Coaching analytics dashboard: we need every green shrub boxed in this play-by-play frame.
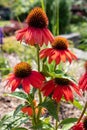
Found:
[59,0,71,34]
[0,55,11,76]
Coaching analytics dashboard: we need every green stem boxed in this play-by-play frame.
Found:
[36,44,42,122]
[56,0,59,35]
[77,101,87,123]
[36,45,40,72]
[27,94,36,126]
[32,104,37,126]
[40,0,45,11]
[55,103,60,130]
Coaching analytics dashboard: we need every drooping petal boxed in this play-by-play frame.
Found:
[16,26,54,46]
[70,122,84,130]
[44,85,54,96]
[43,28,54,45]
[6,73,15,81]
[11,78,21,92]
[40,48,53,59]
[29,71,45,88]
[79,73,87,85]
[53,86,63,102]
[24,30,31,43]
[64,50,72,63]
[55,54,61,64]
[62,86,73,102]
[70,82,81,96]
[80,80,87,90]
[45,28,54,42]
[68,50,77,60]
[22,78,30,93]
[60,51,66,62]
[21,107,33,116]
[41,80,54,91]
[16,28,28,41]
[48,50,59,64]
[83,84,87,90]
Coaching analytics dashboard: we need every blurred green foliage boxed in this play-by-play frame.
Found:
[59,0,71,34]
[77,39,87,51]
[0,53,10,77]
[0,0,72,35]
[0,21,10,27]
[70,22,87,51]
[2,36,37,62]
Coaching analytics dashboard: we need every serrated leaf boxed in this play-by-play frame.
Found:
[12,127,28,130]
[60,118,77,125]
[13,104,23,117]
[9,91,28,100]
[40,99,58,120]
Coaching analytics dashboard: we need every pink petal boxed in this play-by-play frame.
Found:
[64,50,72,63]
[60,51,66,62]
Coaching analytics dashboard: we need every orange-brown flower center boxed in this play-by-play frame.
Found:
[14,62,31,78]
[84,61,87,71]
[26,7,48,28]
[83,116,87,129]
[52,37,69,50]
[55,78,70,86]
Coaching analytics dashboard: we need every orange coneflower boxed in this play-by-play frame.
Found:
[40,36,77,64]
[41,77,80,102]
[16,7,54,46]
[5,62,45,93]
[21,100,46,116]
[79,61,87,91]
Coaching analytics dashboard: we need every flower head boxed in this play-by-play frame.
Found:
[26,7,48,28]
[16,7,54,46]
[5,62,45,93]
[21,100,46,116]
[71,116,87,130]
[70,122,84,130]
[79,61,87,91]
[41,77,80,102]
[40,37,77,64]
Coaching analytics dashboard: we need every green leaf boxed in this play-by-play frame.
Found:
[48,61,55,72]
[0,115,10,127]
[62,123,74,130]
[9,91,28,100]
[13,104,23,117]
[31,119,53,130]
[55,69,64,74]
[72,99,83,110]
[40,99,58,120]
[12,127,28,130]
[60,118,77,125]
